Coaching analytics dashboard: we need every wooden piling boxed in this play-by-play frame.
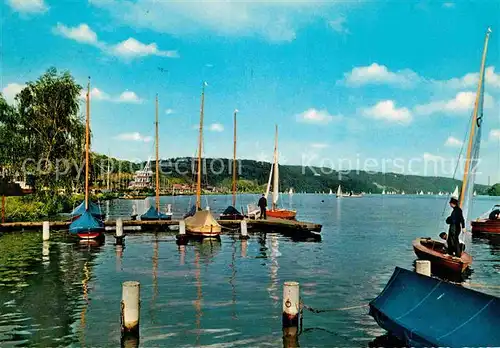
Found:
[416,260,431,276]
[115,218,124,245]
[131,204,137,221]
[282,281,300,328]
[121,281,140,335]
[42,221,50,241]
[240,219,249,240]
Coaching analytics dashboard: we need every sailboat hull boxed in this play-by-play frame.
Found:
[77,231,104,240]
[267,209,296,220]
[471,219,500,235]
[412,238,471,273]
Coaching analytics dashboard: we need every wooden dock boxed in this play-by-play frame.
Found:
[0,217,322,235]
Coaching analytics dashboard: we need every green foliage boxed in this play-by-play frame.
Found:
[488,183,500,196]
[14,68,85,194]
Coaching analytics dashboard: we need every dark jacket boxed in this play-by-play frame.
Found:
[446,206,465,230]
[258,196,267,208]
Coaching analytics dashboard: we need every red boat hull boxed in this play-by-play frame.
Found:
[471,219,500,235]
[267,209,296,220]
[412,238,472,274]
[77,231,104,240]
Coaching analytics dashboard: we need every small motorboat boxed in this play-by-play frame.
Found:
[471,204,500,235]
[412,237,472,274]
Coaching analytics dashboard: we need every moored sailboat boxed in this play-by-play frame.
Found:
[471,204,500,235]
[220,109,244,220]
[184,83,222,237]
[69,79,105,240]
[265,125,296,220]
[140,95,172,221]
[413,28,492,274]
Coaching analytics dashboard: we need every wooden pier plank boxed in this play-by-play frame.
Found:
[0,217,322,234]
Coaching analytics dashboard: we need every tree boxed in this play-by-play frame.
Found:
[488,183,500,196]
[15,68,85,195]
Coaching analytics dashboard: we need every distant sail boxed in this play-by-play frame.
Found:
[452,185,459,198]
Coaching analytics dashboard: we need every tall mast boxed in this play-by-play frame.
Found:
[85,78,90,210]
[155,94,160,212]
[272,124,279,209]
[232,109,238,207]
[459,28,491,208]
[106,150,110,191]
[196,82,206,210]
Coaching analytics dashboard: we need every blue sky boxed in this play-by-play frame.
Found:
[2,0,500,183]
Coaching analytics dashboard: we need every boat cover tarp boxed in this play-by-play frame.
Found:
[185,210,220,229]
[69,210,105,234]
[369,267,500,347]
[71,201,103,218]
[140,206,171,220]
[221,206,242,216]
[184,205,197,218]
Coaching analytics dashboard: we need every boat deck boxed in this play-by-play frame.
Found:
[0,217,322,235]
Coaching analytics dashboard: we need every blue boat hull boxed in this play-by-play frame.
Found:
[369,267,500,347]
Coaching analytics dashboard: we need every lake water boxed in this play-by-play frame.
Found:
[1,194,499,347]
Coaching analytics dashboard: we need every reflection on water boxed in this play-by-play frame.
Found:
[0,195,499,346]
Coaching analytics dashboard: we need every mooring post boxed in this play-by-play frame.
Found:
[240,219,249,240]
[115,218,124,245]
[167,204,172,214]
[282,281,300,346]
[176,220,187,245]
[42,221,50,241]
[415,260,431,276]
[131,204,137,221]
[121,281,140,335]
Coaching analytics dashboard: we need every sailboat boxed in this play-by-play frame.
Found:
[141,95,172,221]
[337,184,363,198]
[382,189,386,195]
[329,189,333,195]
[413,28,492,274]
[69,79,105,240]
[220,109,244,220]
[184,82,222,237]
[265,125,296,220]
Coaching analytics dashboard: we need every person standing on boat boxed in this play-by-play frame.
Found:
[258,194,267,220]
[445,197,465,257]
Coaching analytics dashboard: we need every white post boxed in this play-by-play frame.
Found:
[121,281,140,334]
[167,204,172,214]
[416,260,431,277]
[282,281,300,328]
[132,204,137,216]
[42,221,50,241]
[179,220,186,235]
[116,218,123,237]
[240,219,248,239]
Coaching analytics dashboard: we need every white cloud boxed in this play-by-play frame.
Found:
[328,16,349,34]
[53,23,99,45]
[208,123,224,132]
[362,100,412,124]
[490,129,500,141]
[444,136,463,148]
[90,0,344,42]
[53,23,178,60]
[296,108,342,124]
[443,2,455,8]
[310,143,329,149]
[115,132,152,142]
[414,91,495,116]
[165,108,174,115]
[433,67,500,89]
[7,0,47,13]
[340,63,421,88]
[1,83,26,104]
[112,38,179,59]
[79,87,110,101]
[117,91,142,103]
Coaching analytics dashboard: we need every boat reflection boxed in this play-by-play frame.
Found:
[191,238,222,345]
